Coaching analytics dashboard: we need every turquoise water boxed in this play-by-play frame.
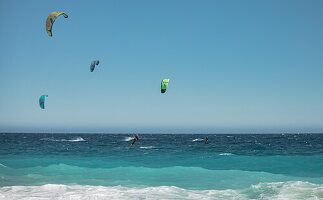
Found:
[0,133,322,199]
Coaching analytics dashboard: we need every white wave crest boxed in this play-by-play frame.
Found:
[0,163,8,168]
[243,181,323,200]
[40,137,85,142]
[123,137,133,142]
[0,181,322,200]
[192,138,204,142]
[67,137,86,142]
[219,153,234,156]
[139,146,154,149]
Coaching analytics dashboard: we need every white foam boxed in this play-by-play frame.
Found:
[244,181,323,200]
[40,137,85,142]
[192,138,204,142]
[123,137,133,142]
[66,137,85,142]
[0,184,236,200]
[219,153,234,156]
[0,182,322,200]
[139,146,154,149]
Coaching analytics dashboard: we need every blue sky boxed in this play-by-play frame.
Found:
[0,0,322,133]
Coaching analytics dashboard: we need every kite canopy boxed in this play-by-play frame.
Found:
[39,95,48,109]
[90,60,100,72]
[161,79,170,93]
[46,12,68,37]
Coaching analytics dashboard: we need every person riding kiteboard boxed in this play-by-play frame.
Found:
[130,134,140,147]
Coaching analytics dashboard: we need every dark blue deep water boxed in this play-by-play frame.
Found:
[0,133,322,199]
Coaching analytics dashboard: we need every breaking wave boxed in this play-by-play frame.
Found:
[40,137,85,142]
[0,181,322,200]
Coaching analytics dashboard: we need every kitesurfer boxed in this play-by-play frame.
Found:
[205,136,208,144]
[130,134,139,147]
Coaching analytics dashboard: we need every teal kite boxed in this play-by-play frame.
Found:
[39,95,48,109]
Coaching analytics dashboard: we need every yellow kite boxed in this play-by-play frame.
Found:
[46,12,68,37]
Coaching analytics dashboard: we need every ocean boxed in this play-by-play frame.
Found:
[0,133,322,199]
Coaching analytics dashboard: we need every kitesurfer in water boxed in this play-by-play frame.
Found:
[130,134,139,147]
[205,136,209,144]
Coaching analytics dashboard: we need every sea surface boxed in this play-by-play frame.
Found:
[0,133,322,199]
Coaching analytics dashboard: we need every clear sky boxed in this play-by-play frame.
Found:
[0,0,323,133]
